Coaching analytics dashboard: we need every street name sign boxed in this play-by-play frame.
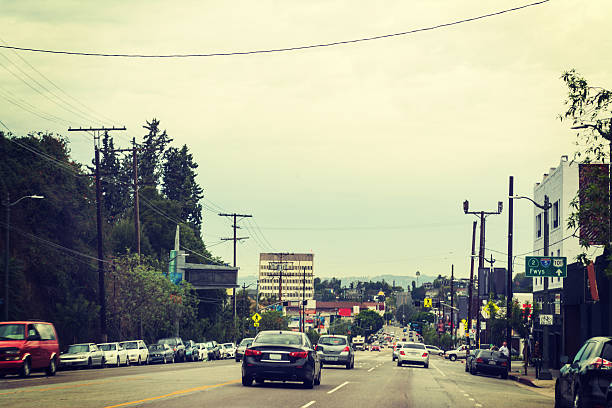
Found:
[525,256,567,278]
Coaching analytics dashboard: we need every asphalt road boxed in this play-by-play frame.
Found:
[0,348,554,408]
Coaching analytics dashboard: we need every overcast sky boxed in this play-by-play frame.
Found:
[1,0,611,283]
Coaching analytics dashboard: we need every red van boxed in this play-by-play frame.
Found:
[0,321,60,377]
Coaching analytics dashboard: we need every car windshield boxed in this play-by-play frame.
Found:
[319,337,347,345]
[68,344,89,353]
[0,324,25,340]
[98,344,117,351]
[239,339,253,347]
[157,339,175,346]
[255,334,302,345]
[122,341,139,349]
[149,344,164,351]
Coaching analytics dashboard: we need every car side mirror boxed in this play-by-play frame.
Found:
[560,355,569,365]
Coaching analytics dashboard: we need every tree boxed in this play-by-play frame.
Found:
[163,145,204,233]
[353,309,384,336]
[99,132,131,224]
[395,303,416,325]
[258,310,288,331]
[139,118,173,186]
[561,70,612,266]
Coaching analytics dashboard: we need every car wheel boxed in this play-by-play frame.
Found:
[424,363,429,369]
[46,357,57,376]
[255,378,265,385]
[100,358,106,369]
[20,358,31,378]
[242,375,253,386]
[145,356,149,365]
[450,355,457,361]
[117,357,120,367]
[345,361,351,369]
[87,358,93,369]
[235,357,240,363]
[397,360,402,367]
[501,372,508,379]
[137,356,141,366]
[465,362,469,372]
[470,367,477,375]
[126,356,130,367]
[171,355,175,363]
[303,370,315,389]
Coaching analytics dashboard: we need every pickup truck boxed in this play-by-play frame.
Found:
[351,336,365,351]
[444,344,469,361]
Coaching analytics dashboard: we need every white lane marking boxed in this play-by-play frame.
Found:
[430,361,446,377]
[475,404,482,407]
[469,398,475,401]
[327,381,350,394]
[368,367,375,372]
[300,401,316,408]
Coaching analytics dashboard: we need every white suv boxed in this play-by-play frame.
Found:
[119,340,149,365]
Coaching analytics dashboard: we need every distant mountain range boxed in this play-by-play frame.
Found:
[237,273,437,289]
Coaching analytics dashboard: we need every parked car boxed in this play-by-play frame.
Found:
[555,336,612,408]
[316,335,354,369]
[465,348,489,372]
[445,344,469,361]
[467,350,508,378]
[204,341,221,360]
[185,340,199,361]
[157,337,186,362]
[392,343,399,361]
[148,343,174,364]
[235,338,254,362]
[425,345,444,357]
[61,343,106,369]
[397,342,429,368]
[221,343,236,359]
[196,343,209,361]
[98,342,129,367]
[371,344,381,351]
[119,340,149,365]
[0,321,60,377]
[241,330,321,388]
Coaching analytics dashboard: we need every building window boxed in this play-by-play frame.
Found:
[536,214,542,238]
[553,200,560,229]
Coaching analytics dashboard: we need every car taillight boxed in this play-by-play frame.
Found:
[587,357,612,370]
[422,352,428,357]
[400,351,405,355]
[244,348,262,357]
[476,358,483,363]
[501,361,507,367]
[343,346,350,352]
[289,351,308,359]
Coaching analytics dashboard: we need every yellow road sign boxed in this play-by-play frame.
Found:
[254,322,260,327]
[252,313,262,322]
[424,298,432,308]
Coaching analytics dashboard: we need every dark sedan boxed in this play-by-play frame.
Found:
[241,330,321,388]
[468,350,508,379]
[148,343,174,364]
[465,348,489,372]
[555,336,612,408]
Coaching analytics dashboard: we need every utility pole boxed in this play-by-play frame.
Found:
[468,220,477,348]
[450,264,454,348]
[219,212,252,342]
[463,199,503,348]
[302,261,306,333]
[132,138,140,258]
[69,126,125,342]
[507,176,514,363]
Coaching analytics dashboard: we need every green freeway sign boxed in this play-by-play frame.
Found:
[525,256,567,278]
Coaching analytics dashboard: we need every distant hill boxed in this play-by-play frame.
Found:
[237,273,436,289]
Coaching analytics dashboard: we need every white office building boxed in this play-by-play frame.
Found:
[259,253,314,302]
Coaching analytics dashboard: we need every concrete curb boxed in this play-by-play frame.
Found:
[508,372,539,388]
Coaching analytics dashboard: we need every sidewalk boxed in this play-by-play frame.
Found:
[508,361,558,389]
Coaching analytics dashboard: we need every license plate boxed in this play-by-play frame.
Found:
[327,356,338,361]
[489,361,496,365]
[269,354,282,360]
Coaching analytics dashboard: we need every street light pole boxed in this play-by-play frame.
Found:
[511,193,553,380]
[507,176,514,364]
[3,194,44,321]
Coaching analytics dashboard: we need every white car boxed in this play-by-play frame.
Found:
[196,343,209,361]
[396,342,429,368]
[221,343,236,359]
[98,342,130,367]
[425,345,444,357]
[119,340,149,365]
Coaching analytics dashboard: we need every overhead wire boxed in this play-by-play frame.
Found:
[0,1,550,58]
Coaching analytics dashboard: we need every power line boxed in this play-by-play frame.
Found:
[0,1,550,58]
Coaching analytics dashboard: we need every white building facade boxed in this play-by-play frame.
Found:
[532,155,602,291]
[259,253,314,302]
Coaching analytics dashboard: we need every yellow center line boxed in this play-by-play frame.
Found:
[0,376,148,396]
[103,379,241,408]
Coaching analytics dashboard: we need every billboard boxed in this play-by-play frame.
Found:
[579,164,609,245]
